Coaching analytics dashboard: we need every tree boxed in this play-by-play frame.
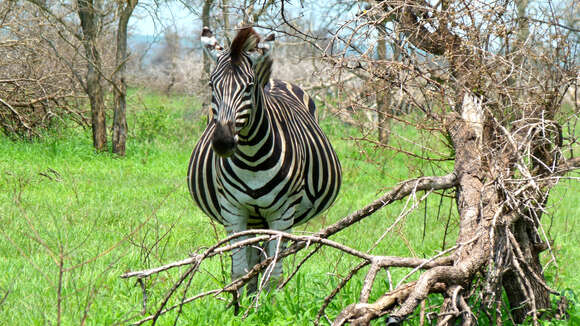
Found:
[112,0,138,156]
[20,0,139,154]
[319,0,579,323]
[78,0,108,152]
[0,1,87,138]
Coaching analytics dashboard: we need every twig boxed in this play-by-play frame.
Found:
[0,289,9,307]
[314,261,370,326]
[130,290,221,326]
[278,243,322,289]
[121,256,202,279]
[0,97,33,131]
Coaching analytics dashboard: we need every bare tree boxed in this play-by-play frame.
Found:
[13,0,139,153]
[0,1,87,138]
[316,0,579,324]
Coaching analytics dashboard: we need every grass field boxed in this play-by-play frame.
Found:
[0,89,578,325]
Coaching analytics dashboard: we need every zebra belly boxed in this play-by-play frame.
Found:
[217,175,305,224]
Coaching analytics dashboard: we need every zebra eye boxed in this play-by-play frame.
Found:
[210,100,218,120]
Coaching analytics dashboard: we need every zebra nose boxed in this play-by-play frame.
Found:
[212,121,237,157]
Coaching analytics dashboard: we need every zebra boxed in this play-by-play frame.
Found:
[188,27,341,293]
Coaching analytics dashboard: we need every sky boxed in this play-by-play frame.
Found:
[130,0,202,36]
[128,0,358,37]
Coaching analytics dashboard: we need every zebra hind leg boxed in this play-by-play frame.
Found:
[263,216,293,290]
[229,237,251,295]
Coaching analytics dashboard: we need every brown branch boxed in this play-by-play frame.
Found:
[334,233,480,325]
[0,97,33,131]
[527,17,580,32]
[130,289,222,326]
[315,261,371,326]
[317,173,457,239]
[333,281,447,326]
[278,243,322,289]
[558,157,580,173]
[8,92,74,107]
[121,230,454,281]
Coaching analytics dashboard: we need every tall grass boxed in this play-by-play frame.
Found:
[0,89,577,325]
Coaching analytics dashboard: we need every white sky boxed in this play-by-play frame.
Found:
[130,1,202,36]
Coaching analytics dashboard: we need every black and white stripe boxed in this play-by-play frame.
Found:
[187,27,341,291]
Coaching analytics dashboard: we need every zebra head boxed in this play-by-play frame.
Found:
[202,27,273,158]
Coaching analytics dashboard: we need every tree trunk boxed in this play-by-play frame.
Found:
[78,0,107,152]
[201,0,214,117]
[376,26,391,145]
[112,0,138,156]
[221,0,229,39]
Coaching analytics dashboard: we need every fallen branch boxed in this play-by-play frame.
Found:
[333,281,447,326]
[121,173,459,323]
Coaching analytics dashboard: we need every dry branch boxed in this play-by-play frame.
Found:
[121,172,459,323]
[333,281,447,326]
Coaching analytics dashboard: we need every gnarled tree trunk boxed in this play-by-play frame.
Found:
[112,0,138,156]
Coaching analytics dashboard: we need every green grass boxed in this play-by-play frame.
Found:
[0,89,578,325]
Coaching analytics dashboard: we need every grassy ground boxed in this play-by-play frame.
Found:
[0,89,578,325]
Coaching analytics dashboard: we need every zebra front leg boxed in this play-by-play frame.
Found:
[245,244,262,294]
[263,213,294,290]
[225,224,259,295]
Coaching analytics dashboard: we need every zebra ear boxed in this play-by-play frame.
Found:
[201,26,222,62]
[252,52,272,89]
[257,33,275,54]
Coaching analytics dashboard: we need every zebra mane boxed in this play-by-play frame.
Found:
[230,27,260,65]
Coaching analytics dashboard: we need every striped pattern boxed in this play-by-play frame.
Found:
[187,28,341,290]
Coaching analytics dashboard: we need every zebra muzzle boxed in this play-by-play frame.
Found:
[212,121,237,157]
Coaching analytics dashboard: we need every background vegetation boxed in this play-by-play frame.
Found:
[1,0,578,324]
[0,90,578,325]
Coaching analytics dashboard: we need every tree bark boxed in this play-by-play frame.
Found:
[78,0,107,152]
[502,218,551,323]
[112,0,138,156]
